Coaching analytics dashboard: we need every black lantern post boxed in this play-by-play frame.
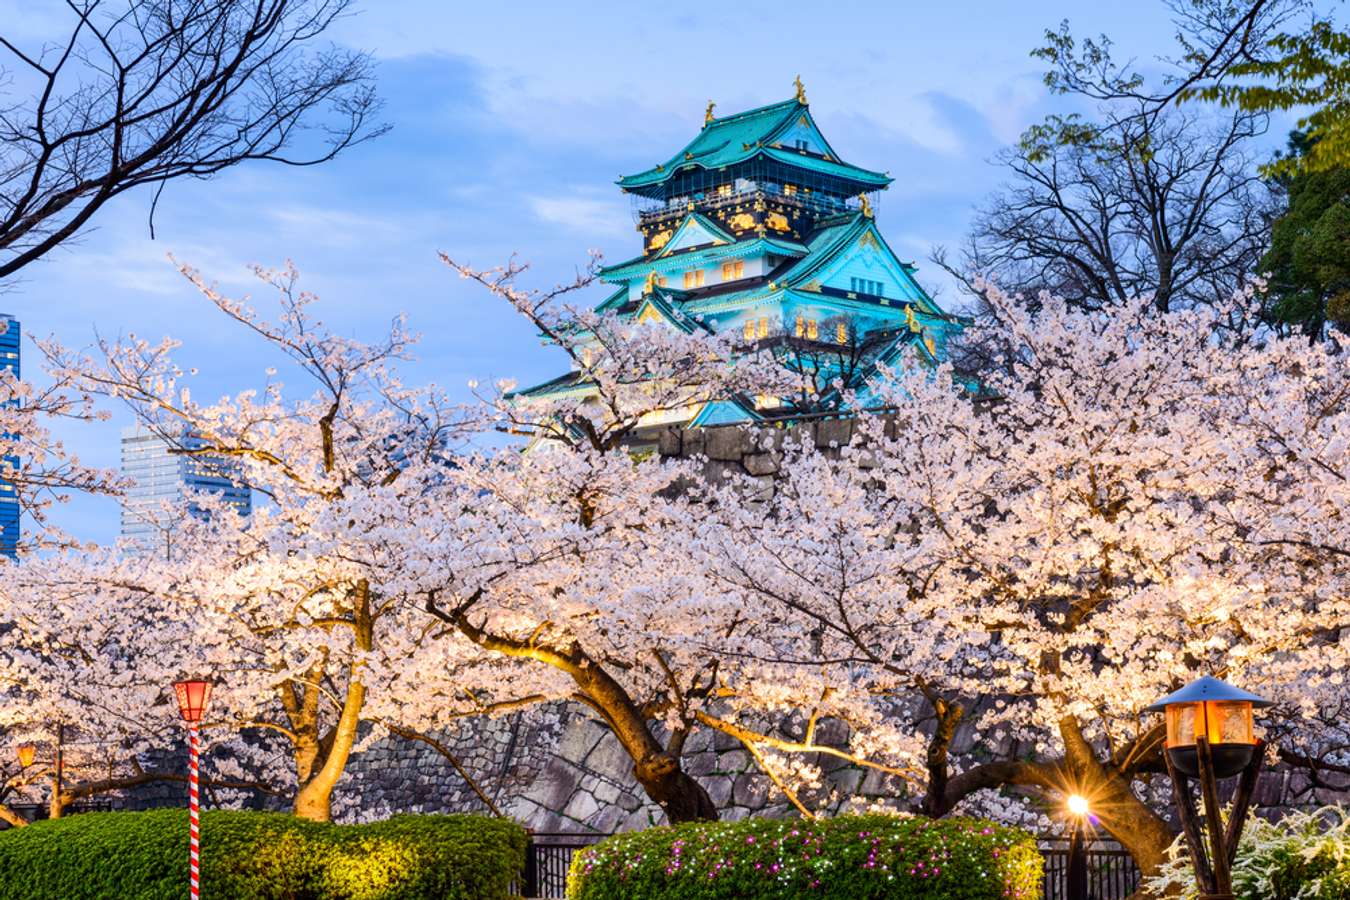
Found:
[1065,793,1089,900]
[1146,676,1271,900]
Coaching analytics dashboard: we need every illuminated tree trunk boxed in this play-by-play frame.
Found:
[442,606,718,824]
[291,687,365,822]
[284,590,373,823]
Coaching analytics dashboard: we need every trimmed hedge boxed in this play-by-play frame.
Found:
[567,814,1043,900]
[0,809,526,900]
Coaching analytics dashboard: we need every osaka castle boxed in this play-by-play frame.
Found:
[521,78,966,430]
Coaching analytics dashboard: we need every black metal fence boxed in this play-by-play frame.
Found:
[519,832,603,899]
[1040,837,1142,900]
[517,832,1143,899]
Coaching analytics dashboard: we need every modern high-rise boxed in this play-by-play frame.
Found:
[0,313,20,557]
[120,427,252,555]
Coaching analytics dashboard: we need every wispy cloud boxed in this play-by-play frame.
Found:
[528,193,630,237]
[267,205,412,246]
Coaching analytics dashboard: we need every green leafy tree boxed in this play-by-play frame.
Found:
[1260,131,1350,337]
[1034,1,1350,177]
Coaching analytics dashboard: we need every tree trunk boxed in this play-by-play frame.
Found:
[0,803,27,828]
[291,677,366,822]
[633,749,717,823]
[292,778,334,822]
[48,724,65,820]
[929,713,1176,881]
[440,604,719,825]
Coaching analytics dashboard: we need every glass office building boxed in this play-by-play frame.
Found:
[0,314,18,557]
[120,427,252,555]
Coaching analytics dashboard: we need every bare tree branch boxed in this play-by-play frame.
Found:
[0,0,388,281]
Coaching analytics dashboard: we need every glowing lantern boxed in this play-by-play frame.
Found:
[173,679,213,724]
[1146,675,1271,778]
[15,744,35,768]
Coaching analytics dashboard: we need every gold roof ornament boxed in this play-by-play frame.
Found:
[704,100,716,126]
[859,193,873,218]
[905,304,920,332]
[794,75,807,104]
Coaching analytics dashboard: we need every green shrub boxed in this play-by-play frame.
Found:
[566,814,1042,900]
[0,809,527,900]
[1144,805,1350,900]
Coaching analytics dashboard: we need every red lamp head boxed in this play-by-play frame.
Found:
[173,679,213,724]
[15,744,35,768]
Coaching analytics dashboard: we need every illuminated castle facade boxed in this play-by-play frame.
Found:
[523,79,966,427]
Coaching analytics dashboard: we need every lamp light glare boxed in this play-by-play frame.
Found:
[1067,794,1090,816]
[15,744,35,768]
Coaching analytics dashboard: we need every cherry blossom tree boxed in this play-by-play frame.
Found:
[23,261,515,822]
[701,279,1350,876]
[0,546,284,826]
[374,255,931,824]
[6,245,1343,862]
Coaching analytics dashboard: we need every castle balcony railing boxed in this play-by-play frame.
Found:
[634,183,867,229]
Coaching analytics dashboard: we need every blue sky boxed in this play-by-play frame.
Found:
[0,1,1294,544]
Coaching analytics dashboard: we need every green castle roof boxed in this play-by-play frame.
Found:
[618,98,891,194]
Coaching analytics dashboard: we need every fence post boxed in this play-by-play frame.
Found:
[522,839,538,898]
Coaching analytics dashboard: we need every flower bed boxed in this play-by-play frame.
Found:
[567,813,1042,899]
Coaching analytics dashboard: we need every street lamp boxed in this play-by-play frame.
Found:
[1065,793,1090,900]
[173,679,212,900]
[13,728,66,819]
[1146,676,1271,900]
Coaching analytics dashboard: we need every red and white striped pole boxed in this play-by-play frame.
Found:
[173,679,212,900]
[188,722,201,900]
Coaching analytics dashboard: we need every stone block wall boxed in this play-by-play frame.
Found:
[340,699,911,832]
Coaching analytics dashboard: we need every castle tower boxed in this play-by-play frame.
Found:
[522,82,966,428]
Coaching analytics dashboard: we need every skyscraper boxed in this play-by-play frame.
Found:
[120,427,252,555]
[0,313,20,558]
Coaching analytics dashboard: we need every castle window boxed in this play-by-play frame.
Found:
[717,183,733,197]
[806,319,819,340]
[836,322,849,344]
[683,269,705,289]
[794,139,809,150]
[743,319,755,341]
[721,260,745,281]
[783,184,797,196]
[658,275,668,287]
[757,317,769,338]
[794,315,805,337]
